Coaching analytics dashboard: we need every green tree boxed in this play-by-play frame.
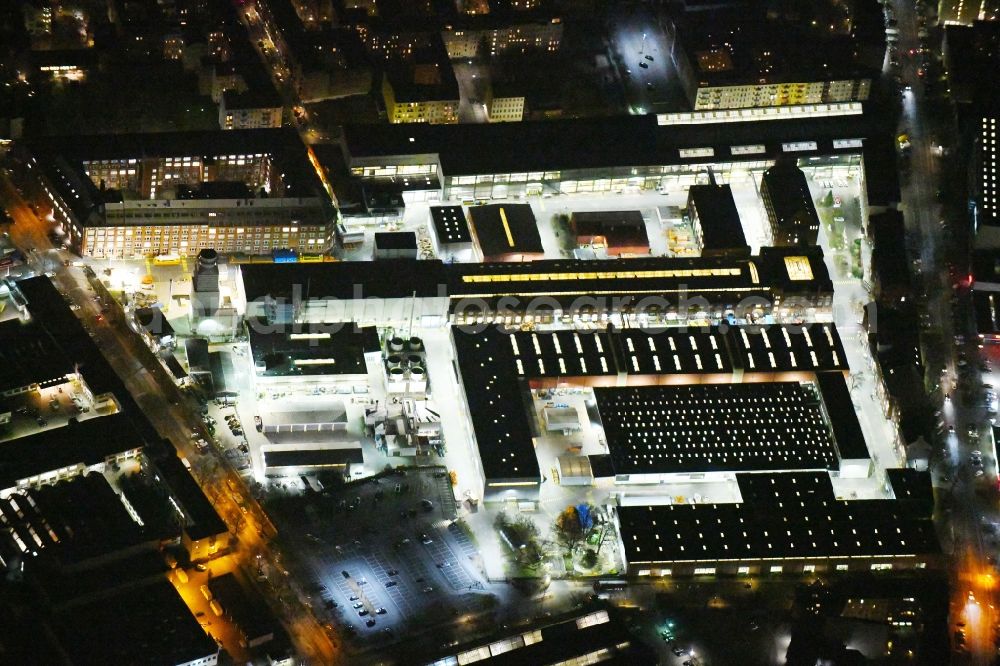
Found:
[554,506,584,553]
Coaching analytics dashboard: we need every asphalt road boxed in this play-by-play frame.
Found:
[890,0,999,661]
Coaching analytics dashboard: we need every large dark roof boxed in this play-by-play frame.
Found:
[239,248,833,307]
[468,204,543,258]
[26,128,301,162]
[473,323,844,382]
[886,468,934,518]
[247,320,378,377]
[618,472,940,565]
[208,573,276,642]
[11,277,161,443]
[454,323,851,483]
[0,314,75,392]
[240,259,443,301]
[342,104,890,177]
[0,472,147,569]
[0,415,143,491]
[596,382,839,474]
[688,184,749,252]
[761,161,820,234]
[264,448,364,469]
[452,327,540,484]
[153,452,227,542]
[507,329,616,378]
[429,205,472,245]
[374,231,418,250]
[54,579,217,666]
[727,322,848,373]
[570,210,649,250]
[615,328,732,375]
[816,372,870,461]
[869,211,911,296]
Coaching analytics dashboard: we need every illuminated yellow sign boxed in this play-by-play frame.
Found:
[783,256,814,281]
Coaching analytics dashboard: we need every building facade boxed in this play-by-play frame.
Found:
[487,94,526,122]
[691,79,872,111]
[219,92,283,130]
[382,75,459,124]
[82,198,332,259]
[441,20,563,59]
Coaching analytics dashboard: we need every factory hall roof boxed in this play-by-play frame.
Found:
[54,579,218,666]
[247,321,378,377]
[464,323,841,385]
[618,472,940,565]
[238,247,833,310]
[452,327,541,484]
[595,382,839,474]
[341,105,889,177]
[264,448,363,470]
[615,328,731,375]
[0,315,76,392]
[816,372,870,461]
[0,415,144,492]
[468,204,543,259]
[727,322,848,373]
[429,205,472,245]
[453,322,851,486]
[508,330,615,378]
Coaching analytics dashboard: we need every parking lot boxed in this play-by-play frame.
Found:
[264,467,494,648]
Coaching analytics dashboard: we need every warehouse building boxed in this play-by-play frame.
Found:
[374,231,419,260]
[336,105,893,208]
[247,321,381,388]
[428,205,474,258]
[616,471,940,577]
[593,381,860,480]
[236,246,834,328]
[451,321,851,503]
[53,580,219,666]
[468,203,544,262]
[570,210,650,257]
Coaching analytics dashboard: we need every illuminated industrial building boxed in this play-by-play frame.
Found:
[23,129,334,259]
[336,106,894,209]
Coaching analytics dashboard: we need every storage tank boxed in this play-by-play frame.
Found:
[389,337,405,352]
[409,365,426,379]
[386,354,405,369]
[408,336,424,351]
[406,354,422,366]
[388,366,406,381]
